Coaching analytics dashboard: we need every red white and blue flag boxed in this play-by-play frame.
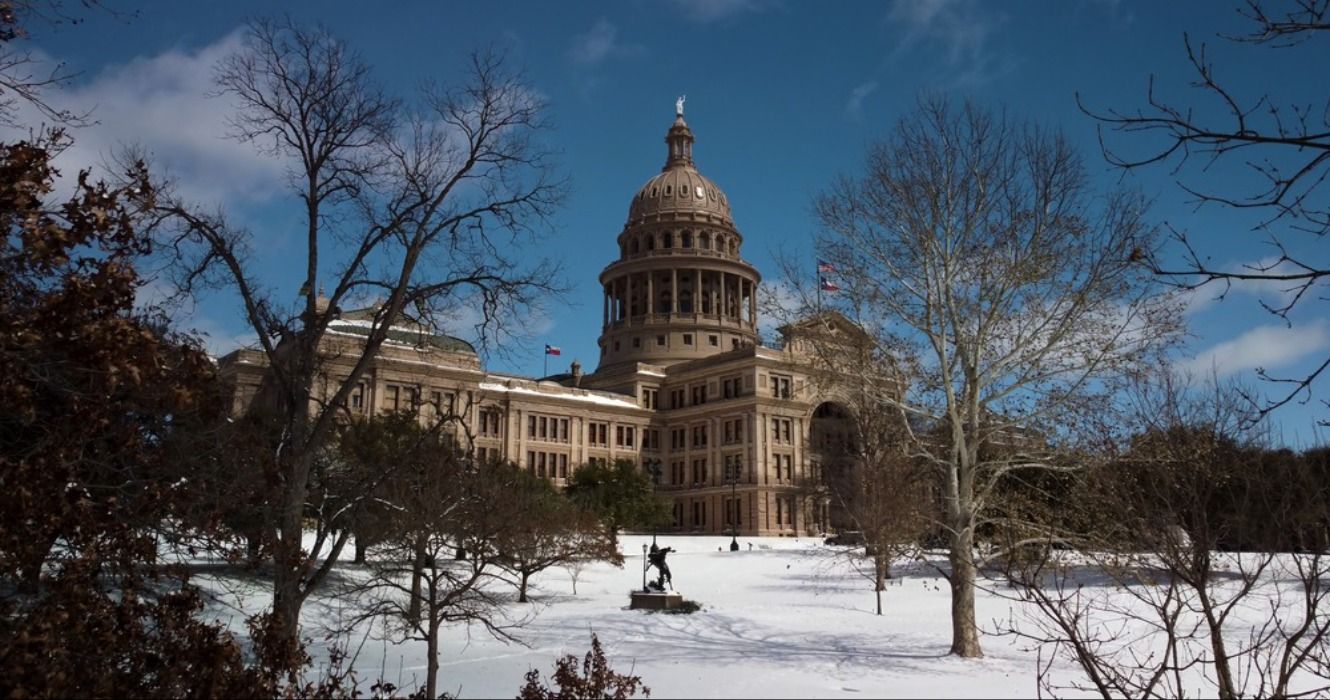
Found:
[545,344,561,356]
[820,277,840,292]
[817,259,836,274]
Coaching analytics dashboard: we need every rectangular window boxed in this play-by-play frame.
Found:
[771,374,792,399]
[691,424,708,448]
[708,334,719,346]
[589,422,608,447]
[683,333,693,346]
[480,409,502,437]
[528,415,537,439]
[350,383,365,412]
[384,384,400,411]
[722,376,743,399]
[657,335,666,346]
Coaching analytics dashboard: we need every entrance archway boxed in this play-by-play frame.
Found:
[809,401,857,534]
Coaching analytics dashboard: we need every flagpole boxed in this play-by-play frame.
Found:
[543,348,548,378]
[815,257,822,311]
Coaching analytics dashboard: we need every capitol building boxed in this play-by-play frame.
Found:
[221,107,859,538]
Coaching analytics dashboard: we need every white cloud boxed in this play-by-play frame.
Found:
[668,0,772,23]
[568,19,643,66]
[3,30,288,207]
[845,81,878,120]
[884,0,1009,86]
[1179,319,1330,380]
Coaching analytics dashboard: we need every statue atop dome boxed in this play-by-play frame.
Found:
[676,95,686,117]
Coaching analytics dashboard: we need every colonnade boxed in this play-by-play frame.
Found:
[601,268,758,327]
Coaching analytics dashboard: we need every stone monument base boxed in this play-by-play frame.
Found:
[630,590,684,610]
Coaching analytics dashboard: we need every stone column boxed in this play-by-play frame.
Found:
[750,280,760,331]
[602,286,609,327]
[671,269,679,314]
[696,268,707,315]
[647,272,654,316]
[627,274,635,319]
[720,271,728,321]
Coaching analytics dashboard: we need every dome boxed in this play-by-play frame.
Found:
[626,115,733,226]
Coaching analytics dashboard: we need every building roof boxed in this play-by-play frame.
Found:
[328,306,477,355]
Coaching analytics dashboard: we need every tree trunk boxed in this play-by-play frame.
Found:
[426,617,440,700]
[354,537,367,564]
[948,529,983,658]
[519,571,530,603]
[408,535,426,624]
[874,554,887,616]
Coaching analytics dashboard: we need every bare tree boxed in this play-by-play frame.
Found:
[350,451,527,700]
[0,1,106,127]
[800,97,1182,657]
[1079,0,1330,421]
[493,473,621,604]
[1001,374,1330,699]
[786,322,933,616]
[141,18,566,659]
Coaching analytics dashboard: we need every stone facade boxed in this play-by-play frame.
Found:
[219,110,850,538]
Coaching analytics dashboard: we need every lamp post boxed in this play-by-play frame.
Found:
[724,462,740,551]
[645,459,663,547]
[641,543,649,592]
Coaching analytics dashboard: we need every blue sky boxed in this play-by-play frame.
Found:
[15,0,1329,444]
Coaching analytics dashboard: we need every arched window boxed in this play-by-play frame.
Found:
[630,238,639,254]
[663,231,673,248]
[659,290,672,314]
[699,233,710,250]
[645,234,655,251]
[682,231,693,248]
[679,290,693,313]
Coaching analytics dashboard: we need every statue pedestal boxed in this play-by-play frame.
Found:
[630,590,684,611]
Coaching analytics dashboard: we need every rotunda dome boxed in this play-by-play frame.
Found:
[626,115,733,225]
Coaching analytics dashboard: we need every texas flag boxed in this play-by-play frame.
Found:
[820,277,840,293]
[545,344,562,356]
[817,259,836,274]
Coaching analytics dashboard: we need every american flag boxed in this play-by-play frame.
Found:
[820,277,840,293]
[817,259,835,274]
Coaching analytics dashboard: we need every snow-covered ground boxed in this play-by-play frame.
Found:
[191,536,1321,698]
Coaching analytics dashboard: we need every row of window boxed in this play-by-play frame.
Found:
[527,451,570,480]
[670,496,796,530]
[527,415,571,443]
[621,228,738,258]
[367,383,459,417]
[612,333,737,353]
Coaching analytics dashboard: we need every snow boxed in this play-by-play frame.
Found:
[192,536,1072,698]
[477,381,641,410]
[190,536,1324,698]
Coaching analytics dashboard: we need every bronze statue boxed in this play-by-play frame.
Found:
[646,544,674,592]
